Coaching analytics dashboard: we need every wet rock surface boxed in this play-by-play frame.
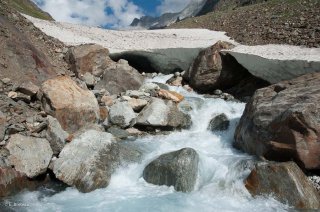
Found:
[143,148,199,192]
[245,162,320,209]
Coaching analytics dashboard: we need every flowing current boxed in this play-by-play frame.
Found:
[4,75,288,212]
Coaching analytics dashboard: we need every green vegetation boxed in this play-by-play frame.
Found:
[7,0,53,20]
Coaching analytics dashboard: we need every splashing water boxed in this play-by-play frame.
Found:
[3,75,288,212]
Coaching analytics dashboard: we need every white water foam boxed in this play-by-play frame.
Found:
[6,76,288,212]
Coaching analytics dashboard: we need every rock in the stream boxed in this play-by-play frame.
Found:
[46,116,68,155]
[135,98,191,130]
[39,76,100,133]
[95,59,144,95]
[53,130,140,193]
[109,101,136,128]
[234,73,320,170]
[66,44,113,77]
[183,41,235,93]
[143,148,199,192]
[207,113,230,131]
[245,162,320,209]
[6,134,53,178]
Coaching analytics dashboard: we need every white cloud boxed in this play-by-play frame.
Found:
[157,0,192,14]
[32,0,143,28]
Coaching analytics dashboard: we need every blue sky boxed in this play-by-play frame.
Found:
[32,0,191,28]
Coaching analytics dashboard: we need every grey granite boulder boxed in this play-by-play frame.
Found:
[109,101,136,128]
[143,148,199,192]
[53,130,141,193]
[207,113,230,131]
[6,134,53,178]
[136,98,191,130]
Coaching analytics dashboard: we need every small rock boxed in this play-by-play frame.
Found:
[125,90,150,98]
[107,126,130,139]
[169,76,183,87]
[100,95,114,107]
[213,89,223,95]
[158,89,184,103]
[8,91,17,99]
[128,98,148,112]
[1,78,11,84]
[17,81,39,96]
[126,127,143,136]
[10,92,31,103]
[139,83,160,96]
[109,102,136,128]
[82,72,96,87]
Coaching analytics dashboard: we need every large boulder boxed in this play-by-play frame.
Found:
[234,73,320,170]
[66,44,113,78]
[245,162,320,209]
[184,41,235,93]
[184,41,269,98]
[6,134,53,178]
[135,98,191,130]
[94,59,144,95]
[109,101,136,128]
[39,76,99,133]
[53,130,141,193]
[143,148,199,192]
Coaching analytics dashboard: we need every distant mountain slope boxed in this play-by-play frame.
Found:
[130,0,217,29]
[169,0,320,47]
[6,0,53,20]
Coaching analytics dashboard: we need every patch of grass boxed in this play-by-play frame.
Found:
[8,0,53,20]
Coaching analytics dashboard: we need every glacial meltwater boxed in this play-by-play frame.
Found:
[2,75,288,212]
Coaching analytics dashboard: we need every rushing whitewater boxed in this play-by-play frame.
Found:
[2,75,288,212]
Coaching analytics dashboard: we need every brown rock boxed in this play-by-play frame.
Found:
[0,167,45,197]
[101,95,114,107]
[67,44,114,78]
[100,106,109,121]
[245,162,320,209]
[128,98,148,112]
[184,41,235,92]
[158,89,184,103]
[39,76,99,133]
[235,73,320,170]
[94,59,144,95]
